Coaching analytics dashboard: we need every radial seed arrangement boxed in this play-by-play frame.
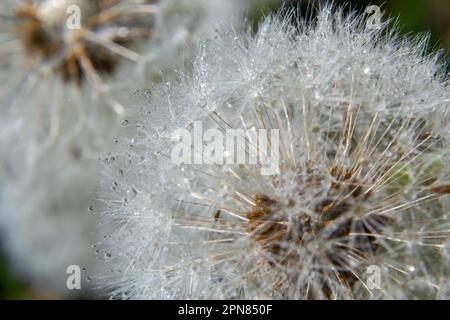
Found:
[97,8,449,299]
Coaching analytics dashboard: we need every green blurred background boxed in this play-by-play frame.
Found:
[1,0,449,299]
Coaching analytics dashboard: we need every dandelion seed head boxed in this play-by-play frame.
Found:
[10,0,154,84]
[0,0,247,295]
[98,6,450,299]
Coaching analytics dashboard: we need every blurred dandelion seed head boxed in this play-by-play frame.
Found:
[0,0,248,296]
[12,0,156,85]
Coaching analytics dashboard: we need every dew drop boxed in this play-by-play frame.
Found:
[126,188,137,200]
[443,241,450,258]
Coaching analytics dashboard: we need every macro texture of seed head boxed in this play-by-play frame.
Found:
[0,0,247,295]
[101,7,447,299]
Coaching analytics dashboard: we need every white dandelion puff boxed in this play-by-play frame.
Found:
[0,0,159,295]
[97,6,449,299]
[0,0,247,295]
